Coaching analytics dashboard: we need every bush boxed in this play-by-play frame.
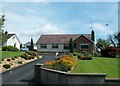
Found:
[18,61,22,64]
[92,52,100,57]
[20,53,30,60]
[14,56,18,58]
[43,55,77,72]
[2,46,19,51]
[101,46,119,57]
[7,59,11,61]
[73,52,78,56]
[11,57,15,60]
[3,64,11,69]
[80,56,92,60]
[26,51,37,56]
[77,51,92,60]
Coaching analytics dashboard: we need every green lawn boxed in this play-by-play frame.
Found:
[0,51,25,60]
[72,57,119,78]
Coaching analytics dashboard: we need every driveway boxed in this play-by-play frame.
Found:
[1,55,56,86]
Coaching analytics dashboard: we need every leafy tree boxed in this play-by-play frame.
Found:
[107,32,120,48]
[30,38,34,51]
[69,38,74,53]
[114,32,120,48]
[96,38,110,51]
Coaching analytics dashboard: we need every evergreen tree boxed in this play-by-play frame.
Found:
[20,44,22,50]
[69,38,74,53]
[0,15,6,47]
[30,38,34,51]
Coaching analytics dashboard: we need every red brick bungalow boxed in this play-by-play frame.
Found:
[36,30,95,53]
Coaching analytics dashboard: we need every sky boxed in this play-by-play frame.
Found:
[1,1,118,44]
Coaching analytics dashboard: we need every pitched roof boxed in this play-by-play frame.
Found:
[7,34,15,39]
[36,34,92,44]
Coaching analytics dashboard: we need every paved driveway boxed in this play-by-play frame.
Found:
[1,55,56,86]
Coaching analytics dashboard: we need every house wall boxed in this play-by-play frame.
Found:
[37,44,69,53]
[7,35,20,49]
[74,36,94,53]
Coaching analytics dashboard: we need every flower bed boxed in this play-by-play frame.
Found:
[43,55,77,72]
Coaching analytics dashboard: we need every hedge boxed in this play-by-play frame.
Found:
[2,46,19,51]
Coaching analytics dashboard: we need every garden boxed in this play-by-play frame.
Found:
[42,46,119,78]
[0,46,40,73]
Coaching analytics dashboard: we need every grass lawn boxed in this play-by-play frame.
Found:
[0,51,25,60]
[72,57,119,78]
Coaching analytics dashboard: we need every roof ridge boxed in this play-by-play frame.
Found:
[41,34,90,36]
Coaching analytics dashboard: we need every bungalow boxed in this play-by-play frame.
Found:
[36,30,95,53]
[0,31,21,50]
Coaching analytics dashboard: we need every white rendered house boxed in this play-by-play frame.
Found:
[1,33,21,50]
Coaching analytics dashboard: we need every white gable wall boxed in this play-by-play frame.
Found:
[7,35,20,49]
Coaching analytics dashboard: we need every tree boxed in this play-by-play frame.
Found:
[30,38,34,51]
[0,15,5,29]
[96,38,110,51]
[69,38,74,53]
[108,35,117,47]
[0,15,6,47]
[20,44,22,50]
[114,32,120,48]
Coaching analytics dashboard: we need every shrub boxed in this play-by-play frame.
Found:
[101,46,119,57]
[20,53,30,60]
[3,64,11,69]
[43,55,77,72]
[80,56,92,60]
[7,59,11,61]
[73,52,78,56]
[18,61,22,64]
[14,56,18,58]
[2,46,19,51]
[77,51,92,60]
[26,51,37,56]
[11,57,15,60]
[92,52,100,57]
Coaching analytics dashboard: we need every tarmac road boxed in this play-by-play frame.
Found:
[1,55,56,86]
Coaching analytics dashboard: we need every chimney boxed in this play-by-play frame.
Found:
[5,31,8,35]
[91,30,95,42]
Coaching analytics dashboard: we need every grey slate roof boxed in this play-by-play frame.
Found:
[7,34,15,39]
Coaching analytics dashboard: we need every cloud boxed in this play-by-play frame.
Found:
[88,22,113,35]
[21,24,65,36]
[4,11,66,43]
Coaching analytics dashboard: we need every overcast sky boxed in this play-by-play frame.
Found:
[1,1,118,44]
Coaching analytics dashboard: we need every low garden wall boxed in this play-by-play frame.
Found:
[34,64,120,84]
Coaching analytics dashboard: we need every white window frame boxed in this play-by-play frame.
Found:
[80,43,89,50]
[52,44,58,49]
[64,44,69,49]
[40,44,47,49]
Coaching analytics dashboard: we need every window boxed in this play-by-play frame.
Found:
[41,44,47,48]
[80,43,89,50]
[52,44,58,48]
[13,36,15,39]
[14,43,16,47]
[64,44,69,49]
